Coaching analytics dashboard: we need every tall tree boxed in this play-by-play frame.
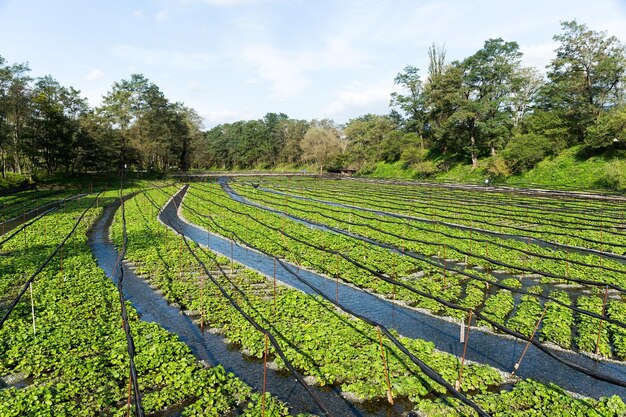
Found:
[300,120,341,172]
[390,66,425,133]
[344,114,396,168]
[543,20,626,142]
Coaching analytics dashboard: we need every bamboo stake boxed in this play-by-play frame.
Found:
[199,265,204,331]
[30,282,36,337]
[262,333,269,417]
[273,257,277,314]
[512,304,548,374]
[126,371,133,417]
[335,252,339,304]
[377,327,394,405]
[455,309,472,390]
[595,286,610,355]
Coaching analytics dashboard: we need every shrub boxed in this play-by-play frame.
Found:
[503,133,553,173]
[411,160,439,178]
[486,155,511,179]
[596,160,626,190]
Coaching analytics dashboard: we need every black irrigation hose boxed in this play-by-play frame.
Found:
[256,179,626,217]
[339,177,626,207]
[114,186,145,417]
[175,189,492,417]
[254,186,626,262]
[258,181,626,230]
[223,183,626,279]
[149,186,334,417]
[220,185,626,330]
[258,184,626,252]
[184,184,626,388]
[237,188,626,292]
[0,194,87,247]
[0,192,102,330]
[0,188,65,221]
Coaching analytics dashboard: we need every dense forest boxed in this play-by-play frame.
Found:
[0,21,624,180]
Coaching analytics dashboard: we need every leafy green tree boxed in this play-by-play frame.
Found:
[390,66,425,133]
[277,118,309,164]
[543,20,626,142]
[344,114,396,168]
[300,120,342,172]
[424,39,522,166]
[585,105,626,149]
[0,56,33,177]
[28,76,88,174]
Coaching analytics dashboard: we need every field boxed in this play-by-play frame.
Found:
[1,176,626,416]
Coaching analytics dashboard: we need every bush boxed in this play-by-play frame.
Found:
[503,133,553,173]
[584,105,626,150]
[411,160,439,178]
[486,156,511,179]
[400,145,428,168]
[596,160,626,190]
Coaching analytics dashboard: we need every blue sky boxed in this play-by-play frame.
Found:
[1,0,626,128]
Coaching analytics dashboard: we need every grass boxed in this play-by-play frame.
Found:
[364,146,626,192]
[0,172,33,193]
[508,146,626,191]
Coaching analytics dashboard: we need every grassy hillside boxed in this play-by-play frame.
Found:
[365,146,626,192]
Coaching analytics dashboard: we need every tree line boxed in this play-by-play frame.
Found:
[1,20,624,178]
[0,68,203,177]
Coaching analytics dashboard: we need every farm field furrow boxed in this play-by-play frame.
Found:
[0,183,288,416]
[171,183,624,415]
[254,178,626,256]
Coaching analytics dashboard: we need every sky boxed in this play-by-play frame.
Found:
[1,0,626,128]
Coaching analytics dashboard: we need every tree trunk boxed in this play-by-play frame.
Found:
[1,148,5,179]
[470,130,478,168]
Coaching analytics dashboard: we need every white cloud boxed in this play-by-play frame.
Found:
[521,42,558,72]
[112,45,214,70]
[202,109,252,125]
[178,0,258,6]
[155,9,169,22]
[240,44,311,99]
[84,68,104,82]
[187,81,209,93]
[321,81,395,119]
[132,9,144,18]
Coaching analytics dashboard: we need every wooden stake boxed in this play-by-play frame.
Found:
[512,304,548,374]
[335,252,339,304]
[126,371,132,417]
[30,282,36,338]
[273,257,277,314]
[377,327,394,405]
[595,286,610,355]
[262,333,269,417]
[199,266,205,331]
[455,309,472,390]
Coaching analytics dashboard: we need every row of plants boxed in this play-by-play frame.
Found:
[0,187,75,222]
[260,178,625,235]
[260,177,625,220]
[252,178,626,254]
[186,184,626,360]
[0,185,281,416]
[113,186,505,404]
[229,183,626,357]
[232,181,626,288]
[178,182,626,415]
